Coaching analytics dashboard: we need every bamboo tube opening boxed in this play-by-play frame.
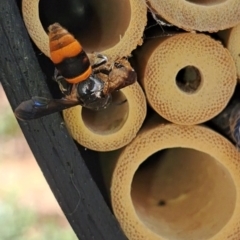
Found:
[63,82,146,151]
[134,33,236,125]
[131,147,237,240]
[39,0,131,53]
[148,0,240,32]
[81,91,129,135]
[185,0,227,5]
[22,0,147,58]
[109,120,240,239]
[175,66,202,93]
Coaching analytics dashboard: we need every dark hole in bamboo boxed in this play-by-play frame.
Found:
[175,65,201,94]
[39,0,131,52]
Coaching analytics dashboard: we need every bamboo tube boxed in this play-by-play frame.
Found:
[218,23,240,81]
[147,0,240,32]
[100,116,240,240]
[21,0,147,60]
[133,33,237,125]
[63,82,146,151]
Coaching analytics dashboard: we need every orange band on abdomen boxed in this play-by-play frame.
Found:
[50,41,82,64]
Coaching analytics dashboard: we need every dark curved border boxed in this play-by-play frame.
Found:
[0,0,126,239]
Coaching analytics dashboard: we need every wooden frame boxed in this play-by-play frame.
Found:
[0,0,127,239]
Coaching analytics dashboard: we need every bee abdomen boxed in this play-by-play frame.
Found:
[48,23,91,83]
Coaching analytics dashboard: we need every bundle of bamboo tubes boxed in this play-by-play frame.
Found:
[22,0,240,239]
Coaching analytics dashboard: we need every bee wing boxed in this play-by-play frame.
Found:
[14,96,80,121]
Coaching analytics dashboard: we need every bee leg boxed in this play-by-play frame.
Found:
[53,68,66,84]
[92,53,108,69]
[53,68,72,96]
[93,68,112,75]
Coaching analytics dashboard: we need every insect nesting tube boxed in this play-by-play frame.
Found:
[46,23,147,151]
[147,0,240,32]
[81,91,129,135]
[101,116,240,240]
[133,33,237,125]
[22,0,147,59]
[21,0,148,151]
[63,81,146,151]
[218,23,240,80]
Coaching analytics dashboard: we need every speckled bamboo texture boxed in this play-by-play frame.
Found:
[102,117,240,240]
[63,82,146,151]
[147,0,240,32]
[21,0,147,60]
[134,33,237,125]
[218,23,240,81]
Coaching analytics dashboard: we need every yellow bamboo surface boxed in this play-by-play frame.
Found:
[63,82,146,151]
[147,0,240,32]
[21,1,240,239]
[218,23,240,81]
[100,116,240,240]
[21,0,147,60]
[134,33,237,125]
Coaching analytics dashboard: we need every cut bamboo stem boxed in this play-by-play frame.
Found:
[133,33,237,125]
[63,82,146,151]
[218,23,240,81]
[147,0,240,32]
[22,0,147,60]
[101,116,240,240]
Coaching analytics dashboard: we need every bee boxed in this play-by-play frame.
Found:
[14,23,136,121]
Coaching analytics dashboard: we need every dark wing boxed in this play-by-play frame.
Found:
[14,96,80,121]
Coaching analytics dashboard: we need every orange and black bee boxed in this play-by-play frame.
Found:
[15,23,136,121]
